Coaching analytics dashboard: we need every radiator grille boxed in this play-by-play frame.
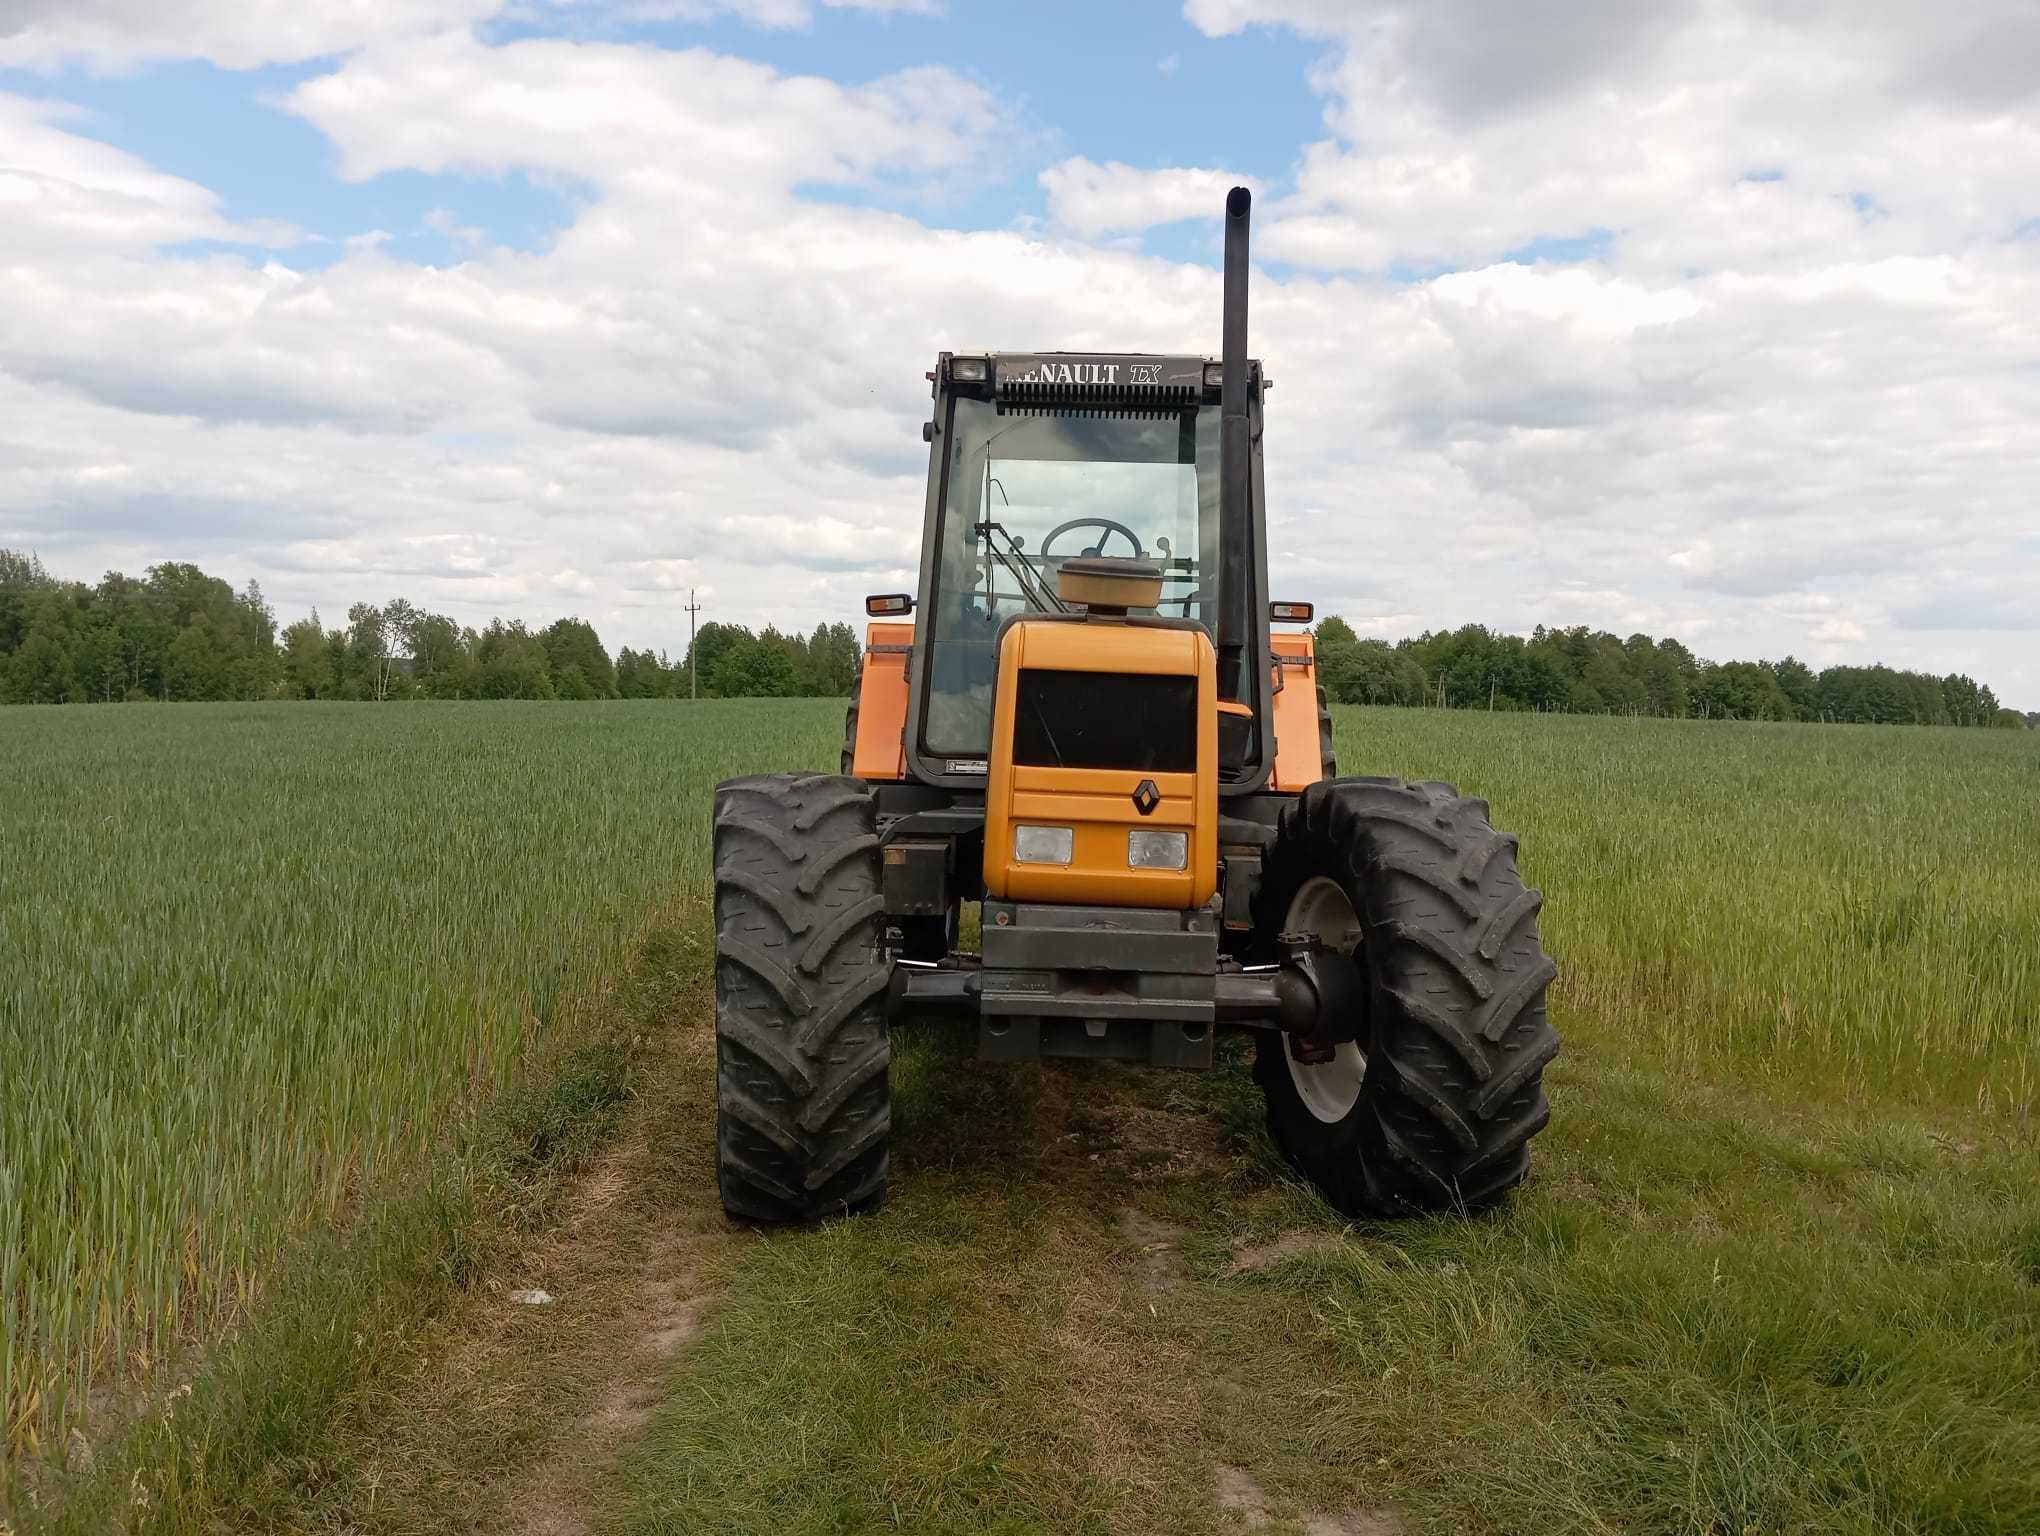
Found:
[1011,670,1196,773]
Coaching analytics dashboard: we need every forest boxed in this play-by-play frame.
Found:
[0,551,856,704]
[0,549,2027,725]
[1314,617,2026,728]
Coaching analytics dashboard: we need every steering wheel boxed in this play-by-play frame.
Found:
[1040,517,1146,560]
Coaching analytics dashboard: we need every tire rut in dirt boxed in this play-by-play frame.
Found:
[1251,776,1558,1217]
[713,773,891,1223]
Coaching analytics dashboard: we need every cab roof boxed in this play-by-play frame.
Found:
[941,351,1262,402]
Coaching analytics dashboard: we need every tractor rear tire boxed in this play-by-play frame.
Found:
[1251,777,1558,1217]
[713,773,891,1223]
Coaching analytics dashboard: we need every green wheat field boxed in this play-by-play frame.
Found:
[4,700,2037,1532]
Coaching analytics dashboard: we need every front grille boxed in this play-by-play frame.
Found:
[1011,670,1196,773]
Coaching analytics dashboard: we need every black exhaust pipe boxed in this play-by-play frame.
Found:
[1216,185,1252,712]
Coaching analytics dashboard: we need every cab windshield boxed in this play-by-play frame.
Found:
[923,395,1221,759]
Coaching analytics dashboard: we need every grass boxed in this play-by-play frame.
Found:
[613,1037,2040,1535]
[1337,709,2040,1113]
[11,910,710,1536]
[0,700,834,1456]
[606,706,2040,1535]
[4,698,2037,1533]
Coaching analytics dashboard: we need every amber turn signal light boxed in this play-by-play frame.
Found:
[865,593,915,616]
[1270,600,1314,623]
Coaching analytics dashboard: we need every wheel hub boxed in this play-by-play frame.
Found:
[1282,876,1367,1124]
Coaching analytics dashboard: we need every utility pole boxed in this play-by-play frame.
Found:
[685,588,703,700]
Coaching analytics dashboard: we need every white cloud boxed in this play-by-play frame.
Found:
[1040,157,1260,238]
[0,0,944,66]
[0,40,1188,649]
[1168,0,2040,694]
[0,96,298,255]
[1,4,2037,706]
[546,0,945,30]
[822,0,942,13]
[287,33,995,192]
[0,0,496,69]
[601,0,809,28]
[423,208,486,249]
[1183,0,2040,277]
[1809,616,1869,646]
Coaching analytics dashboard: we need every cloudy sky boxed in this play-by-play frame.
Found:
[2,0,2035,702]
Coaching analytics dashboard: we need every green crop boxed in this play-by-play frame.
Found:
[0,699,838,1453]
[1340,708,2040,1111]
[3,698,2034,1458]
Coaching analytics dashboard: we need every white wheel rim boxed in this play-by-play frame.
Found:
[1283,875,1366,1124]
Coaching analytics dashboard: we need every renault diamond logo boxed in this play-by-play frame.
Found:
[1131,780,1160,816]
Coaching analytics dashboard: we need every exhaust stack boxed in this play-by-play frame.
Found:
[1216,185,1252,710]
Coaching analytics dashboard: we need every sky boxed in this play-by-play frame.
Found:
[1,0,2036,704]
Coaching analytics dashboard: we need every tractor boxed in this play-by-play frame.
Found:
[712,189,1558,1223]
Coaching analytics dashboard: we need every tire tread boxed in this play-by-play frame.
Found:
[714,773,891,1223]
[1251,776,1559,1217]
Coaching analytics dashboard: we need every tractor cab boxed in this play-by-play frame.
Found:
[906,350,1271,791]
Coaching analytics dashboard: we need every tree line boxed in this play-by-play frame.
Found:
[1315,618,2029,728]
[0,551,858,704]
[2,549,2027,725]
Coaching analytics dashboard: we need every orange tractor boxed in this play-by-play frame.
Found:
[712,190,1557,1222]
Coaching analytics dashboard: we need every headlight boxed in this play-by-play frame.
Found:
[1014,824,1074,865]
[1127,829,1188,870]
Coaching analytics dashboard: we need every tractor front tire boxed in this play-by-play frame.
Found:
[713,773,891,1223]
[1252,777,1558,1217]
